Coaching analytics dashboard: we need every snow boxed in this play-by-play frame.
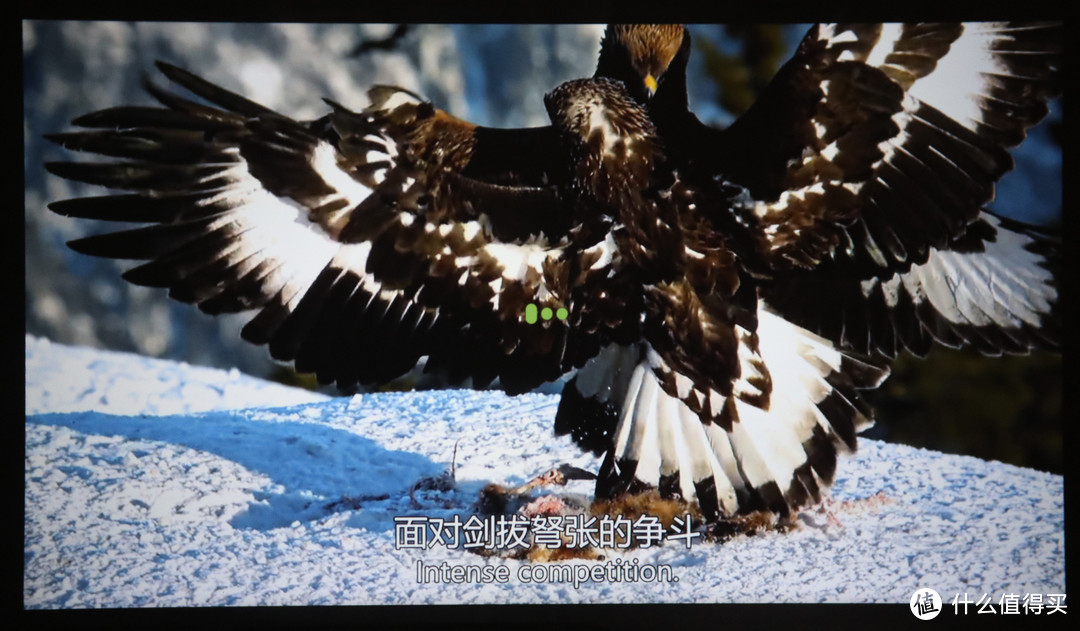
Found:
[24,335,1065,607]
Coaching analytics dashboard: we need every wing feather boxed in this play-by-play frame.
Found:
[45,62,612,392]
[700,22,1061,356]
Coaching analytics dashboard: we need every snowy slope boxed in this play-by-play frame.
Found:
[24,335,1064,607]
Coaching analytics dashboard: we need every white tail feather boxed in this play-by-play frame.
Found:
[607,301,874,516]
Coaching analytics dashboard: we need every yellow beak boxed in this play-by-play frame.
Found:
[644,74,657,97]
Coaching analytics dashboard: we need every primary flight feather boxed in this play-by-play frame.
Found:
[45,23,1060,524]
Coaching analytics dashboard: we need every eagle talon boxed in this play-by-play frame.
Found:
[702,510,795,542]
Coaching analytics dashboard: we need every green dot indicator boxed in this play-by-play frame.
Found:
[541,307,553,321]
[556,307,569,321]
[525,303,538,324]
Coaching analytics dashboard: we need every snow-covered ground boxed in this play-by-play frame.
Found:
[24,335,1064,608]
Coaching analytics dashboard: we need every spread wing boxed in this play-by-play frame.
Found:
[679,23,1061,357]
[44,61,617,393]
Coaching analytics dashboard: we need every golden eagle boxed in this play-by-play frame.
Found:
[45,23,1060,523]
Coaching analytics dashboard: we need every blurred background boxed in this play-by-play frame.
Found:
[23,23,1062,473]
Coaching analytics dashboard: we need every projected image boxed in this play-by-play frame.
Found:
[25,21,1063,610]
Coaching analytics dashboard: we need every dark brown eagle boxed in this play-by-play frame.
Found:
[45,23,1060,524]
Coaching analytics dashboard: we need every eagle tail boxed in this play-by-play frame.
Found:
[559,307,889,521]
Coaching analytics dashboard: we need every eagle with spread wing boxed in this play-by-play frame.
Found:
[45,23,1060,524]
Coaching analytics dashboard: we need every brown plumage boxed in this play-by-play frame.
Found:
[43,23,1060,528]
[556,24,1059,521]
[604,23,1061,357]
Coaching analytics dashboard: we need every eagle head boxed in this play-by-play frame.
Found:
[596,24,689,102]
